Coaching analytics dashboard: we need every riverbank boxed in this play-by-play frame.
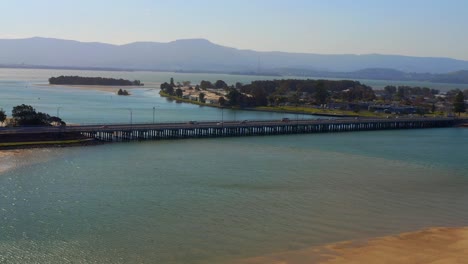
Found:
[0,131,102,150]
[159,91,370,117]
[236,226,468,264]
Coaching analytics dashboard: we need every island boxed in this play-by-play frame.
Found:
[49,76,144,86]
[117,89,130,96]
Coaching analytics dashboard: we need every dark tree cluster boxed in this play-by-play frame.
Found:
[200,80,214,90]
[238,79,375,107]
[0,108,6,123]
[11,104,65,126]
[390,86,439,99]
[49,76,143,86]
[160,82,175,95]
[453,90,466,115]
[117,89,129,96]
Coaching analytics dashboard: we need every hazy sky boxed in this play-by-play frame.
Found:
[1,0,468,60]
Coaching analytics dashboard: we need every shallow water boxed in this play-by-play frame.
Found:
[0,68,318,124]
[1,128,467,264]
[1,69,467,263]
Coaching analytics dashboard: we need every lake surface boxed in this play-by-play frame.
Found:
[0,69,316,124]
[1,69,468,263]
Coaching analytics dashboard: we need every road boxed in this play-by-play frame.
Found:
[0,117,462,135]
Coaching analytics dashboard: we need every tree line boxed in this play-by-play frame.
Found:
[160,78,376,107]
[159,77,466,115]
[49,76,143,86]
[0,105,65,126]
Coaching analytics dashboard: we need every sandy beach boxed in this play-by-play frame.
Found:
[0,150,22,174]
[35,83,160,93]
[0,149,56,175]
[237,227,468,264]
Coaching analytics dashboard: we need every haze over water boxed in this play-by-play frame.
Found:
[0,69,467,263]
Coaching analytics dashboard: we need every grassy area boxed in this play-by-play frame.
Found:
[255,106,391,117]
[160,91,465,118]
[159,91,215,107]
[0,139,93,147]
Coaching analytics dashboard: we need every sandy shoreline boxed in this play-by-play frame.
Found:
[237,227,468,264]
[35,83,159,93]
[0,150,22,174]
[0,149,57,175]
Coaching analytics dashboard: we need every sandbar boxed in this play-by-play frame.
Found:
[0,150,21,174]
[237,227,468,264]
[35,83,159,93]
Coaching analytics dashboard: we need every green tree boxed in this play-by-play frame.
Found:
[0,108,6,124]
[161,82,174,95]
[314,85,330,105]
[198,92,206,103]
[11,104,62,126]
[384,85,397,95]
[453,90,466,116]
[170,77,175,87]
[175,88,183,98]
[200,80,213,90]
[214,80,228,89]
[396,86,405,100]
[218,96,226,106]
[12,104,37,124]
[227,89,242,106]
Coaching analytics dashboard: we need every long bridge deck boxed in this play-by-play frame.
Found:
[0,117,466,142]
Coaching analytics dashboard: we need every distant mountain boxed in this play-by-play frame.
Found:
[1,37,468,75]
[429,70,468,84]
[273,68,468,84]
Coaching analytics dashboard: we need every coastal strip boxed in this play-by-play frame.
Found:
[236,227,468,264]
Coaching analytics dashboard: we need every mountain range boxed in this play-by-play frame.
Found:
[1,37,468,83]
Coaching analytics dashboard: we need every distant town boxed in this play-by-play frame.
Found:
[160,78,468,117]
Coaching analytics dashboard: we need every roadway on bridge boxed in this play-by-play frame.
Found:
[0,117,462,135]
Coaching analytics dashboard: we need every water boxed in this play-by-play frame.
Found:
[0,69,320,124]
[1,129,467,264]
[1,68,467,124]
[1,69,468,263]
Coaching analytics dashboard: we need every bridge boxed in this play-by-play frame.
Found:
[0,117,466,143]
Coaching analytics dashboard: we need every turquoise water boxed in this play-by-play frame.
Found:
[1,68,467,124]
[1,69,468,263]
[1,129,468,264]
[0,69,318,124]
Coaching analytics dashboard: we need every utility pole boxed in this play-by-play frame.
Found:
[57,107,62,118]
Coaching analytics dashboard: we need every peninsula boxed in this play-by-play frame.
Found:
[159,78,468,118]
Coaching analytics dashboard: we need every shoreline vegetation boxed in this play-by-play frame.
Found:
[159,78,467,118]
[0,104,102,150]
[236,226,468,264]
[46,76,146,95]
[49,76,144,86]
